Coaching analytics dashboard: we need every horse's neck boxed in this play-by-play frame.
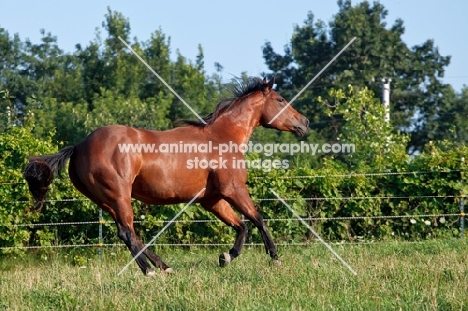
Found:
[209,96,264,145]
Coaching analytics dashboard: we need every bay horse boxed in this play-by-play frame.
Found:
[24,77,309,276]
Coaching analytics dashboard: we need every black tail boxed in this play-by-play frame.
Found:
[23,146,75,210]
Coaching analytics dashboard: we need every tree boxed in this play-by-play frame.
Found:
[0,28,80,119]
[0,29,26,118]
[0,8,223,145]
[262,0,457,152]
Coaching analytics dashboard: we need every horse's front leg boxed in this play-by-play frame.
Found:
[201,199,248,267]
[222,186,279,263]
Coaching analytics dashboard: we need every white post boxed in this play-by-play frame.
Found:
[382,78,391,123]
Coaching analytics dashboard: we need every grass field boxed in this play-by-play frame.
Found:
[1,239,467,310]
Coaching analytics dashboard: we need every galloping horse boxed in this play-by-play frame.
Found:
[24,77,309,276]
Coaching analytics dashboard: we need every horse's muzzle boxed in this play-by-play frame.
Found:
[293,117,309,136]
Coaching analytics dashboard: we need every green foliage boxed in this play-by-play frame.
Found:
[0,5,467,253]
[28,97,89,144]
[84,90,172,131]
[262,0,465,153]
[246,88,466,241]
[322,86,409,169]
[0,8,220,145]
[1,87,466,253]
[0,115,98,252]
[0,115,55,252]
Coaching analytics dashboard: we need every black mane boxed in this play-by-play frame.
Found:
[174,77,265,127]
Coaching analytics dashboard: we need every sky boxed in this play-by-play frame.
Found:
[1,0,467,91]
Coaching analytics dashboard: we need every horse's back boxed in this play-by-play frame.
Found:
[70,124,211,203]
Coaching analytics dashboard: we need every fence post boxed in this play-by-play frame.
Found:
[98,208,103,260]
[461,193,465,239]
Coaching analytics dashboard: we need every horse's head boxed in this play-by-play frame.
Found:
[259,77,309,136]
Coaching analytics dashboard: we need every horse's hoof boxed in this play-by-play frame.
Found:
[146,269,156,277]
[270,259,281,266]
[164,267,175,274]
[219,253,231,267]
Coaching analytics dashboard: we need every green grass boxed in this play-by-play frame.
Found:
[1,239,468,310]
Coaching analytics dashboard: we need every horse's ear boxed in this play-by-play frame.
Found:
[263,76,275,94]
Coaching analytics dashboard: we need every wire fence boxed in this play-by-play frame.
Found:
[264,169,462,180]
[0,169,462,186]
[2,213,462,228]
[0,169,466,252]
[0,196,464,251]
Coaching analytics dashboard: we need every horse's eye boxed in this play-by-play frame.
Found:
[277,98,285,106]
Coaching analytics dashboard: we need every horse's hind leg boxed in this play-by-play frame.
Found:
[69,157,172,275]
[69,163,159,275]
[111,199,173,275]
[77,197,154,276]
[202,199,247,267]
[143,247,173,273]
[117,230,173,275]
